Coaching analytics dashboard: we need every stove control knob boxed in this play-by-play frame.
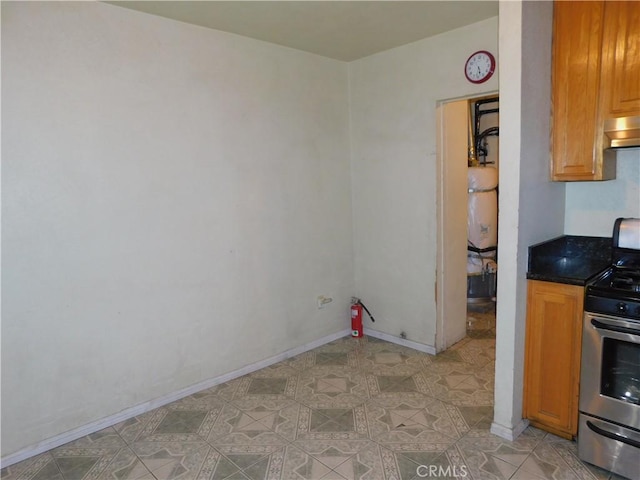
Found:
[616,302,628,314]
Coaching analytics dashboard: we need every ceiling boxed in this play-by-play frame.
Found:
[106,1,498,62]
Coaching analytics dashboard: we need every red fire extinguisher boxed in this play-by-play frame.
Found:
[351,297,375,337]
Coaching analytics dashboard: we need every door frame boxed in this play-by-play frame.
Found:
[435,92,498,352]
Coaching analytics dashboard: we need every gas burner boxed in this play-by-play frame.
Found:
[610,274,640,292]
[585,219,640,318]
[609,268,640,292]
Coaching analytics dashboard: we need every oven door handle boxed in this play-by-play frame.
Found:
[591,318,640,337]
[586,421,640,449]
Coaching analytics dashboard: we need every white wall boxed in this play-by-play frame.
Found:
[492,0,565,439]
[565,149,640,236]
[1,2,353,457]
[349,17,499,346]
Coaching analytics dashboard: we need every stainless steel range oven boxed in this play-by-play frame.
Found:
[579,218,640,480]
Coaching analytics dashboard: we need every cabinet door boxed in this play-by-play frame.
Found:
[523,280,584,438]
[550,1,608,181]
[599,1,640,144]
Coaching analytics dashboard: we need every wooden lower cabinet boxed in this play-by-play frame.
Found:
[523,280,584,439]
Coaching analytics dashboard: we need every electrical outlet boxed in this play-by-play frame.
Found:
[317,295,333,309]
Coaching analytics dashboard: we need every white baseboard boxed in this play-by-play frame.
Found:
[365,329,437,355]
[490,419,530,441]
[1,328,351,468]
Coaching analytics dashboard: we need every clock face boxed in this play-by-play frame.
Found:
[465,51,496,84]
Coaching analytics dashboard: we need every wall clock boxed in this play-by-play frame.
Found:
[464,50,496,84]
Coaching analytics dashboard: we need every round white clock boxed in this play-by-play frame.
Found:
[464,50,496,84]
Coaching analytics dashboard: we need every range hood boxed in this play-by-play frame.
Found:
[603,116,640,149]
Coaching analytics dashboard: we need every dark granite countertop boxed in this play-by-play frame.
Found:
[527,235,611,286]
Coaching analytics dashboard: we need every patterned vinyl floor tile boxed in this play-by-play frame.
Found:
[0,454,63,480]
[460,449,518,480]
[542,433,614,480]
[365,398,461,446]
[365,372,434,402]
[278,444,337,480]
[128,441,217,480]
[50,444,127,480]
[443,405,494,435]
[456,426,545,457]
[423,366,494,407]
[379,445,453,480]
[205,402,291,447]
[227,398,301,443]
[114,411,161,445]
[294,404,370,442]
[52,427,127,451]
[130,405,221,443]
[357,350,427,377]
[514,439,616,480]
[296,371,370,407]
[178,380,244,405]
[312,338,360,355]
[3,314,624,480]
[95,447,156,480]
[312,352,359,369]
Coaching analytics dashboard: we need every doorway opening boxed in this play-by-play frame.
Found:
[436,94,499,352]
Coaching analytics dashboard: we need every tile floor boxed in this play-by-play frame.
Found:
[1,308,624,480]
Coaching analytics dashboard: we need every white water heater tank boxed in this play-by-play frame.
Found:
[468,167,498,250]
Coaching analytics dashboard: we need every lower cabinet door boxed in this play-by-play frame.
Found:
[523,280,584,438]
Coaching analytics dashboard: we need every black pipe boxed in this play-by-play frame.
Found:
[472,97,499,165]
[476,126,499,163]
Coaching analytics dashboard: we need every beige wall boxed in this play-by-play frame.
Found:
[349,17,499,347]
[565,149,640,235]
[1,2,353,457]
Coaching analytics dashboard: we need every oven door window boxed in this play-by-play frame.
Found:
[600,338,640,404]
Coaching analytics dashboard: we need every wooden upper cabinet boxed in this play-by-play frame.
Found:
[599,1,640,145]
[551,1,606,181]
[550,1,639,181]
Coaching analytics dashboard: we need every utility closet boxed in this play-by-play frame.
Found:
[467,96,499,310]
